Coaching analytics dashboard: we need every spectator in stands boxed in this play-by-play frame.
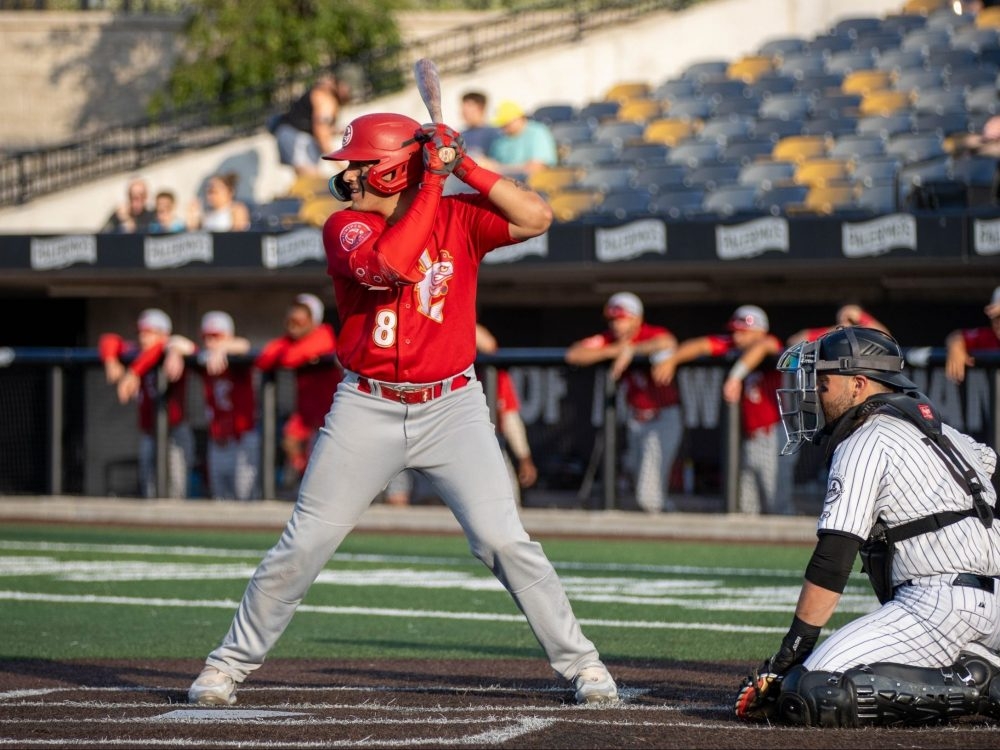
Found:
[950,114,1000,159]
[271,71,351,178]
[487,100,558,179]
[255,293,341,494]
[652,305,794,515]
[786,304,889,346]
[148,189,187,234]
[460,91,501,159]
[186,173,251,232]
[382,323,538,506]
[98,308,193,499]
[167,311,261,501]
[565,292,683,514]
[101,176,155,234]
[945,285,1000,384]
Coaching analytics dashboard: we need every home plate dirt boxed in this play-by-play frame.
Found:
[1,657,998,749]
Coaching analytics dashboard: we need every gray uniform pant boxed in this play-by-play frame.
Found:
[206,371,603,683]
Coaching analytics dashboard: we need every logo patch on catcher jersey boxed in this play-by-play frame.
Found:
[340,221,372,252]
[918,404,933,421]
[825,474,844,505]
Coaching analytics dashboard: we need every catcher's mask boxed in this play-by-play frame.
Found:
[776,326,917,455]
[323,112,423,198]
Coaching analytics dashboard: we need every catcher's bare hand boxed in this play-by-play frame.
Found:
[734,664,781,722]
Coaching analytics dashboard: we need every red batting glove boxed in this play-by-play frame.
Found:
[416,124,461,176]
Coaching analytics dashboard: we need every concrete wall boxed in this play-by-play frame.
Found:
[0,0,906,234]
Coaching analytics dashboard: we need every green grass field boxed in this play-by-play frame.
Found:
[0,522,881,664]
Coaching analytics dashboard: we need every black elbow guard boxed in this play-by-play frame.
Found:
[804,532,861,594]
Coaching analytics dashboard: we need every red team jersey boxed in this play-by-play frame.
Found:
[580,323,681,411]
[705,333,783,436]
[322,194,512,383]
[197,362,256,443]
[255,323,341,431]
[960,325,1000,351]
[98,334,187,433]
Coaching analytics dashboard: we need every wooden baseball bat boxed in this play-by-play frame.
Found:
[413,58,456,164]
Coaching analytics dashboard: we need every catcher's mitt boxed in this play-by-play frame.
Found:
[734,663,782,722]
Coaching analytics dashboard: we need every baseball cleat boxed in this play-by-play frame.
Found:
[573,664,619,704]
[188,666,237,706]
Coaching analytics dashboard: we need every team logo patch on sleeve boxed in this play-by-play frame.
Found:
[825,474,844,505]
[340,221,372,252]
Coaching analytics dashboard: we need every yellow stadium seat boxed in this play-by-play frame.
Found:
[794,158,852,187]
[977,6,1000,28]
[859,90,913,117]
[643,118,699,146]
[617,98,663,123]
[548,189,602,222]
[285,174,330,201]
[298,196,348,227]
[604,82,652,103]
[727,56,776,83]
[901,0,948,14]
[527,166,582,195]
[799,184,859,215]
[772,135,828,164]
[842,69,892,97]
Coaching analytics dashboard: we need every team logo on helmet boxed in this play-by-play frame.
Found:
[341,124,353,147]
[340,221,372,252]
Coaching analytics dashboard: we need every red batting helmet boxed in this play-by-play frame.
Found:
[322,113,423,195]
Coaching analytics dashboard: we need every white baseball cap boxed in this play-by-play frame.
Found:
[296,293,324,324]
[991,285,1000,307]
[137,308,172,334]
[728,304,769,332]
[604,292,643,320]
[201,310,234,336]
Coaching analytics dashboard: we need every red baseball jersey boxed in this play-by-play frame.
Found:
[706,333,782,436]
[196,361,256,443]
[98,334,187,433]
[496,369,519,415]
[578,323,681,411]
[255,323,340,430]
[960,325,1000,351]
[322,194,512,383]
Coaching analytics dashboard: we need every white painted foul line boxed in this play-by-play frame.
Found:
[153,709,308,721]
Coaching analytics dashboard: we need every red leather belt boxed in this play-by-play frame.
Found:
[357,374,471,404]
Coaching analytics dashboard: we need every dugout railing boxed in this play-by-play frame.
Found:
[0,346,997,511]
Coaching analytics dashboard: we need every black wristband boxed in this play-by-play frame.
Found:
[782,615,821,657]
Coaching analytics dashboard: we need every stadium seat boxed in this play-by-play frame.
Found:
[859,89,913,117]
[850,156,902,186]
[251,197,305,232]
[912,87,967,114]
[685,162,741,190]
[885,131,946,163]
[701,184,762,216]
[548,189,603,222]
[748,72,798,98]
[700,78,751,102]
[604,81,652,103]
[778,53,829,79]
[757,183,811,214]
[897,154,952,204]
[738,159,797,189]
[829,133,887,161]
[681,59,730,82]
[721,137,777,165]
[881,13,928,38]
[794,158,852,187]
[946,63,1000,91]
[644,118,700,146]
[902,26,953,56]
[630,163,689,193]
[665,97,715,120]
[892,67,945,94]
[648,187,707,218]
[298,196,347,227]
[697,115,755,143]
[757,36,808,58]
[653,78,698,101]
[753,117,805,141]
[285,174,330,201]
[527,166,582,196]
[901,0,949,13]
[825,50,877,76]
[772,134,829,163]
[976,6,1000,29]
[574,164,639,193]
[758,92,813,121]
[712,94,764,118]
[592,188,654,221]
[856,112,914,138]
[563,142,621,167]
[578,100,621,125]
[949,25,1000,52]
[594,120,646,146]
[808,34,854,56]
[852,33,905,57]
[795,184,859,214]
[950,154,1000,190]
[912,111,969,137]
[856,181,900,213]
[794,71,846,96]
[874,47,927,73]
[965,83,1000,114]
[727,55,776,83]
[842,69,893,96]
[925,47,978,72]
[616,98,663,124]
[667,140,722,168]
[812,92,863,118]
[832,16,885,39]
[531,104,577,125]
[801,116,858,138]
[619,142,670,168]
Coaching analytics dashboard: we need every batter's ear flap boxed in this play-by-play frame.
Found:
[329,171,351,202]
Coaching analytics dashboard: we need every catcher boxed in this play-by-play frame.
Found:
[734,327,1000,727]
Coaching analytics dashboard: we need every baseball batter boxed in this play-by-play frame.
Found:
[735,327,1000,727]
[188,112,618,706]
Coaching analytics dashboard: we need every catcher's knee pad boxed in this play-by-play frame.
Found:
[842,661,990,727]
[776,666,857,728]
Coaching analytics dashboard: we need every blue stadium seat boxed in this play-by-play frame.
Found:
[949,26,1000,53]
[666,97,715,120]
[880,14,927,39]
[759,92,813,121]
[753,118,806,141]
[532,104,576,125]
[808,34,855,56]
[697,115,756,143]
[702,184,762,216]
[593,121,646,147]
[574,164,639,193]
[649,187,707,218]
[794,71,846,96]
[578,100,621,125]
[550,120,594,148]
[850,156,901,187]
[631,163,689,193]
[965,83,1000,114]
[912,87,967,114]
[829,133,887,161]
[666,140,722,168]
[856,112,914,138]
[802,116,858,138]
[778,53,828,79]
[757,36,808,58]
[912,111,969,137]
[757,183,810,214]
[832,17,885,40]
[901,26,952,55]
[925,47,978,73]
[886,131,946,164]
[590,188,654,222]
[653,78,699,101]
[856,181,900,214]
[563,142,621,167]
[712,94,763,118]
[925,9,974,33]
[721,137,777,165]
[950,154,999,188]
[892,67,946,94]
[619,142,670,168]
[946,64,1000,92]
[738,160,797,189]
[825,50,877,76]
[684,162,742,190]
[747,73,798,98]
[852,33,904,57]
[874,47,927,73]
[699,78,751,102]
[681,60,730,82]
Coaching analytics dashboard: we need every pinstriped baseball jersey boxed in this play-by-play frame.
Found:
[819,414,1000,585]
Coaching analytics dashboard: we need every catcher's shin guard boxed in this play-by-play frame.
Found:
[778,660,997,727]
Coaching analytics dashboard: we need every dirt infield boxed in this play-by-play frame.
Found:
[1,657,998,749]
